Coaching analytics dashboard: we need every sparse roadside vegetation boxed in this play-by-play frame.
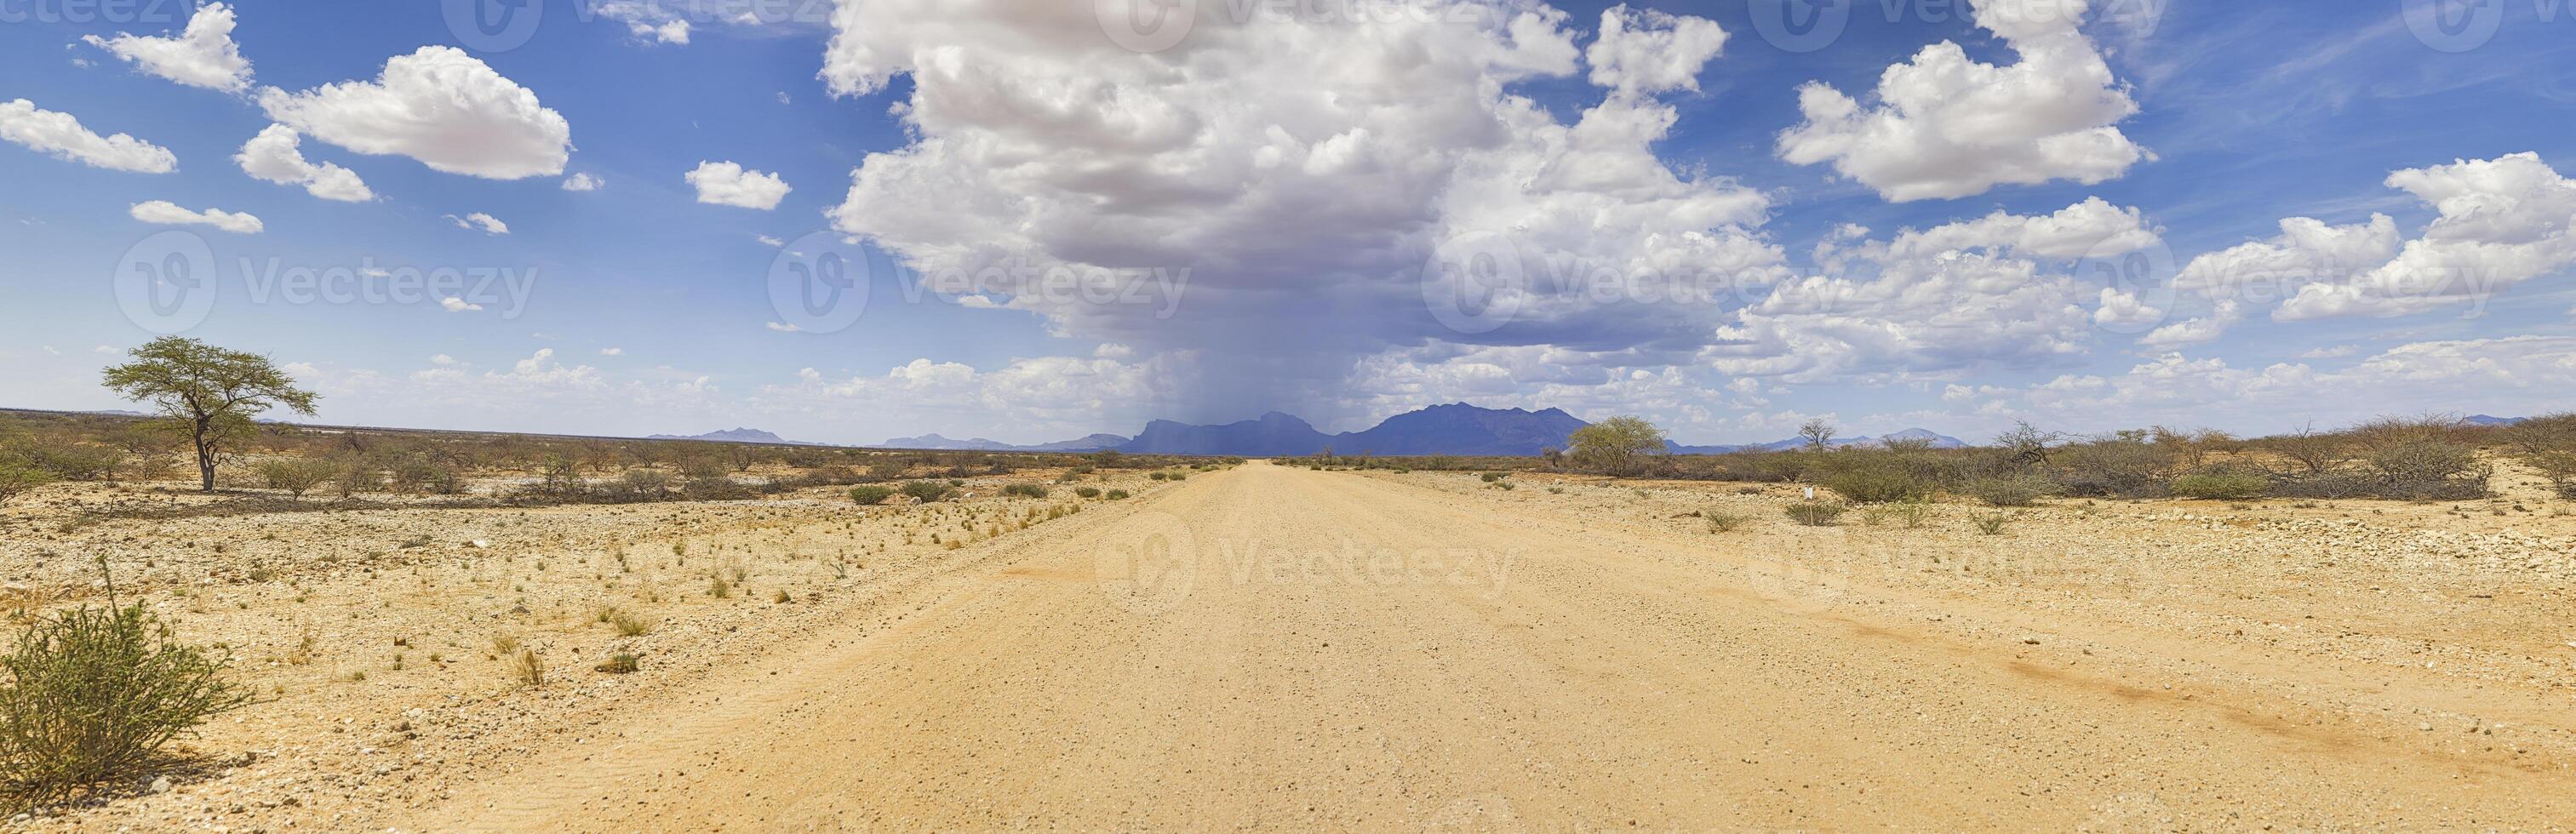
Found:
[0,562,255,812]
[1704,510,1749,533]
[1783,500,1846,527]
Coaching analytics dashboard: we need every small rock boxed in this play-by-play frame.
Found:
[148,775,173,794]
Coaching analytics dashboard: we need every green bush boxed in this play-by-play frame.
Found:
[846,485,896,505]
[1783,500,1847,527]
[1821,466,1928,504]
[0,463,53,507]
[1971,514,2012,535]
[1104,489,1131,500]
[0,574,255,809]
[2169,471,2268,500]
[255,458,338,498]
[1479,471,1507,483]
[612,469,672,500]
[1964,474,2055,506]
[999,483,1049,499]
[898,481,954,503]
[27,445,122,482]
[1073,487,1102,499]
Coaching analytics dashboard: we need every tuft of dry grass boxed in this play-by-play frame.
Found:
[510,648,545,688]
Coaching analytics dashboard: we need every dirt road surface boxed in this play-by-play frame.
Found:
[404,460,2576,831]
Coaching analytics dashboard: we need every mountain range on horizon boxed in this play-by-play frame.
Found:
[645,427,817,446]
[664,408,2545,456]
[852,403,1968,457]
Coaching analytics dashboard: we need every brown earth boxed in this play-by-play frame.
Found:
[13,460,2576,831]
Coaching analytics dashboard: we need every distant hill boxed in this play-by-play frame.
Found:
[1341,403,1590,455]
[1121,412,1331,456]
[1670,427,1967,454]
[1096,403,1964,458]
[874,432,1130,452]
[1023,433,1133,452]
[646,428,816,445]
[2466,414,2527,426]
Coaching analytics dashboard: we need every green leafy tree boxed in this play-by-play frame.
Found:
[100,338,318,492]
[1567,415,1666,475]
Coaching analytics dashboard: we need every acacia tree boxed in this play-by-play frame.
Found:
[1798,418,1837,452]
[1567,415,1666,475]
[101,338,318,492]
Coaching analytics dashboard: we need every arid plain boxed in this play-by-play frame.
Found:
[7,450,2576,831]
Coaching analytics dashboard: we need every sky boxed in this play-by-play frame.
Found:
[3,0,2574,447]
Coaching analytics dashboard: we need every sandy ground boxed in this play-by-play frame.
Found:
[13,460,2576,831]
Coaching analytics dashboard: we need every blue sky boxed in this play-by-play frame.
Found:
[4,0,2574,446]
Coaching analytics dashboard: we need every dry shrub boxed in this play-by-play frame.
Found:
[1704,510,1750,533]
[2052,433,2174,498]
[509,649,545,688]
[0,568,254,809]
[1783,500,1846,527]
[1820,463,1929,504]
[255,459,336,498]
[2170,471,2268,500]
[0,464,52,507]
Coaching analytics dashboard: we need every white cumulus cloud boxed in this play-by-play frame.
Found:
[2275,152,2576,320]
[1584,4,1727,96]
[686,161,791,209]
[595,2,692,44]
[561,172,604,191]
[0,99,177,173]
[83,2,254,93]
[235,124,373,202]
[1777,0,2147,202]
[129,200,262,233]
[258,46,572,180]
[446,212,509,235]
